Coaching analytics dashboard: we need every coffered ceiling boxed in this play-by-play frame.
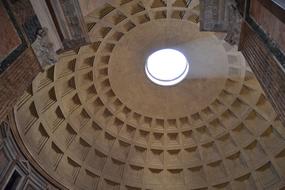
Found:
[13,0,285,189]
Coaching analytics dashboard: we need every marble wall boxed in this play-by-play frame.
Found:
[250,0,285,53]
[8,0,41,44]
[0,0,26,74]
[0,2,21,64]
[200,0,231,32]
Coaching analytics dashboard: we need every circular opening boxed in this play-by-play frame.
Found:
[145,49,189,86]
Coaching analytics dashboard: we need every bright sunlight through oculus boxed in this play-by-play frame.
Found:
[145,49,189,86]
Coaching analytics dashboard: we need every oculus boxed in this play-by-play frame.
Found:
[145,49,189,86]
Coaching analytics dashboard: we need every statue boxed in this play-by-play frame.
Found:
[32,27,58,69]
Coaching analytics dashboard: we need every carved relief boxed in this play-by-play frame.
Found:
[31,28,58,69]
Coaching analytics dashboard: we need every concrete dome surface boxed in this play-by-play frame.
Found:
[13,0,285,190]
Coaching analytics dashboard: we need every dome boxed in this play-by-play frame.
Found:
[13,1,285,190]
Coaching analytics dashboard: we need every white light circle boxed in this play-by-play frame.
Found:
[145,49,189,86]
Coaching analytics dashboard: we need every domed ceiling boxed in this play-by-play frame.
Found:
[13,0,285,190]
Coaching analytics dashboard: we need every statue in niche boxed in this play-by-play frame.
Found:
[32,27,58,69]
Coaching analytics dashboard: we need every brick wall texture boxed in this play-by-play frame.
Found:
[0,48,41,121]
[239,21,285,125]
